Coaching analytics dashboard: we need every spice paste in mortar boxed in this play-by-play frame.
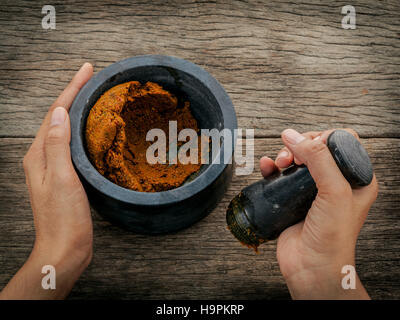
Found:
[85,81,201,192]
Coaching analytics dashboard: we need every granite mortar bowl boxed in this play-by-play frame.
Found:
[70,55,237,234]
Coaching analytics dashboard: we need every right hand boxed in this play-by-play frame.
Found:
[260,128,378,299]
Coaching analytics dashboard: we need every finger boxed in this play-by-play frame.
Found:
[275,147,293,169]
[319,128,360,144]
[276,131,322,168]
[27,63,92,185]
[44,107,74,183]
[294,127,360,166]
[352,174,379,212]
[294,135,322,165]
[260,156,278,178]
[281,128,351,200]
[54,62,94,112]
[33,63,93,149]
[293,128,359,166]
[23,145,46,188]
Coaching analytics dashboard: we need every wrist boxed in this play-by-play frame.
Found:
[33,235,92,269]
[0,244,91,300]
[284,262,369,300]
[31,240,92,289]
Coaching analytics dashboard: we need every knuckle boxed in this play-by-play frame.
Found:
[305,140,328,156]
[370,176,379,200]
[334,184,353,199]
[321,182,352,201]
[52,170,72,184]
[46,127,64,145]
[23,154,31,172]
[50,168,76,188]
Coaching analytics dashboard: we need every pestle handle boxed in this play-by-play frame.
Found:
[327,130,373,188]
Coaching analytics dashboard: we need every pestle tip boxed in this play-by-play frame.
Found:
[226,193,264,251]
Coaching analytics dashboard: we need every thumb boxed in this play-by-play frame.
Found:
[281,129,352,201]
[44,107,73,178]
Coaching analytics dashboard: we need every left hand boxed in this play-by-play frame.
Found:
[0,62,94,299]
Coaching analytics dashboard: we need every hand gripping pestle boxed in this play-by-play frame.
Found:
[226,130,374,250]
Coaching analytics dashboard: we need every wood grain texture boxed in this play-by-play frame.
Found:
[0,0,399,300]
[0,137,399,299]
[0,0,399,137]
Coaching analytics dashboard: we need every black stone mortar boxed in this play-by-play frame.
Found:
[70,55,238,234]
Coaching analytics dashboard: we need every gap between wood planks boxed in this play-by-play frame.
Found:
[1,135,400,139]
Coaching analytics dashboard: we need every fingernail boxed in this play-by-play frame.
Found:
[80,62,92,71]
[313,135,321,141]
[283,129,306,145]
[50,107,67,127]
[276,150,289,160]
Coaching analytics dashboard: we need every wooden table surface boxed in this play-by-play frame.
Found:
[0,0,399,299]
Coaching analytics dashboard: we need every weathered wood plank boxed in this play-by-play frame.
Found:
[0,137,398,299]
[0,0,399,137]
